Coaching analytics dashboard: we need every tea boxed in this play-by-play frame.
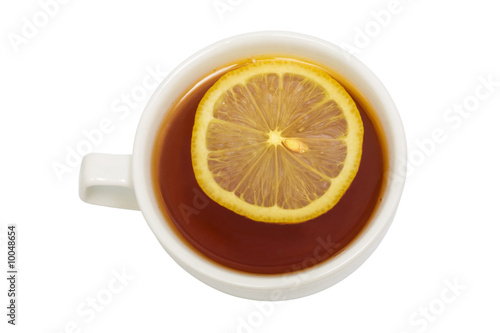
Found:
[152,58,387,274]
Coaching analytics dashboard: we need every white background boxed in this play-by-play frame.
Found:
[1,0,499,332]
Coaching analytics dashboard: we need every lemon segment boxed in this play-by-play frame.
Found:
[191,59,364,223]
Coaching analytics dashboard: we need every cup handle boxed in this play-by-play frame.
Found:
[79,153,140,210]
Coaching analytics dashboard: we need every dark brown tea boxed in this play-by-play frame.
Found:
[152,58,387,274]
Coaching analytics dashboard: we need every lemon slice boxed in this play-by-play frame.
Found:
[191,59,363,223]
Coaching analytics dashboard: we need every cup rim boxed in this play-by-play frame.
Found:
[132,31,406,300]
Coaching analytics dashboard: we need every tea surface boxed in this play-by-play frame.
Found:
[153,59,387,274]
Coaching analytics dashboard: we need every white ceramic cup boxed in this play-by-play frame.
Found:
[79,31,406,300]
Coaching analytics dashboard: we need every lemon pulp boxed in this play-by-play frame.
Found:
[191,59,364,223]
